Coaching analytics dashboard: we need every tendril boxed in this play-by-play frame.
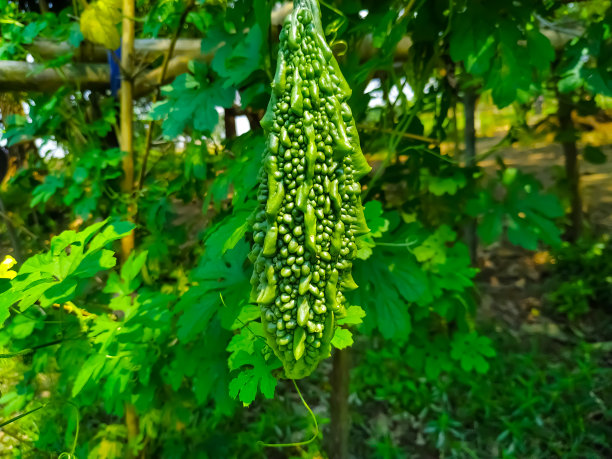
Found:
[257,379,319,449]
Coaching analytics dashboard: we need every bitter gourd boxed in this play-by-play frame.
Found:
[249,0,370,379]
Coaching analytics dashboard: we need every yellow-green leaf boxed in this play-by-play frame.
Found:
[0,255,17,279]
[80,0,122,50]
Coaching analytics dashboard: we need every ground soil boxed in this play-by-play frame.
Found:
[476,128,612,333]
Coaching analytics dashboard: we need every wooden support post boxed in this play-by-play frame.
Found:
[329,348,351,459]
[120,0,136,261]
[557,92,582,241]
[224,108,236,139]
[463,87,478,264]
[120,0,139,453]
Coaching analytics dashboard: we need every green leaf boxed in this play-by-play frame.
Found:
[10,314,36,339]
[583,145,606,164]
[120,250,148,291]
[526,29,555,72]
[422,170,467,196]
[507,219,539,250]
[486,45,523,108]
[424,349,453,380]
[151,69,236,137]
[218,207,255,255]
[227,331,256,367]
[470,170,563,250]
[331,328,353,349]
[0,220,133,315]
[72,354,107,397]
[337,306,366,326]
[228,341,279,405]
[175,292,218,342]
[21,21,48,45]
[214,24,263,87]
[478,209,504,244]
[377,297,412,341]
[406,337,454,380]
[583,68,612,97]
[412,225,456,265]
[68,22,84,48]
[184,143,208,180]
[230,305,262,330]
[31,174,65,207]
[449,5,498,76]
[363,201,389,237]
[39,278,78,307]
[352,222,429,340]
[391,255,428,303]
[450,332,495,374]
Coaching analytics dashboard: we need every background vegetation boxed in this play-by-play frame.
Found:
[0,0,611,457]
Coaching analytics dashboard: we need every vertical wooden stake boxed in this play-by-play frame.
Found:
[329,348,350,459]
[120,0,139,452]
[120,0,136,261]
[557,92,582,241]
[463,87,478,264]
[224,108,236,139]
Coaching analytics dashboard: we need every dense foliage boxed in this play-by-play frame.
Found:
[0,0,611,457]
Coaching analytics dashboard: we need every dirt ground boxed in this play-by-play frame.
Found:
[480,137,612,230]
[476,130,612,333]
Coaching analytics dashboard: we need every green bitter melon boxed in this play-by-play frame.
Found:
[249,0,371,379]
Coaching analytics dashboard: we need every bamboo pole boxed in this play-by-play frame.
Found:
[0,54,215,94]
[0,7,575,94]
[25,5,290,63]
[0,35,411,93]
[0,61,110,92]
[120,0,136,261]
[119,0,139,451]
[30,38,203,62]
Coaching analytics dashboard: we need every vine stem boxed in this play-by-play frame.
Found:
[138,0,195,191]
[0,399,80,457]
[0,405,45,429]
[257,379,319,448]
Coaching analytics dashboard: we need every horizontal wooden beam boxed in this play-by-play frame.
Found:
[0,51,216,95]
[0,60,110,92]
[29,38,203,62]
[25,4,292,63]
[0,36,409,94]
[0,4,571,96]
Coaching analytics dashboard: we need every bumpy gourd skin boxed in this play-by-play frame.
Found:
[249,0,371,379]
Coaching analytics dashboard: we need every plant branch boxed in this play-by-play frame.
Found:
[138,0,195,191]
[0,198,22,262]
[358,124,439,144]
